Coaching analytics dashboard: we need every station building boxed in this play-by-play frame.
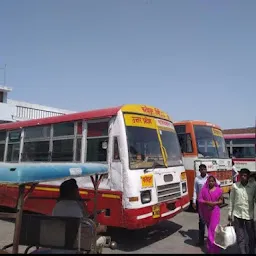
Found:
[0,85,74,123]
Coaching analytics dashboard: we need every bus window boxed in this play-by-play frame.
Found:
[52,139,74,162]
[232,138,255,144]
[87,122,108,137]
[24,126,50,139]
[86,121,109,162]
[53,122,75,137]
[77,121,82,135]
[87,138,108,162]
[227,146,232,158]
[22,141,50,162]
[174,125,186,134]
[233,146,255,158]
[0,144,4,161]
[22,126,51,162]
[113,137,120,161]
[76,138,81,162]
[177,133,193,153]
[7,130,21,162]
[0,131,6,161]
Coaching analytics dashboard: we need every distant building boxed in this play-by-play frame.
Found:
[0,85,74,123]
[223,127,255,135]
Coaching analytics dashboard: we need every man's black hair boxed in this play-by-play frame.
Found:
[239,168,251,176]
[199,164,207,169]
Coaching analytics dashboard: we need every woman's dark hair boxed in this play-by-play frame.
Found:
[59,178,78,200]
[208,175,216,182]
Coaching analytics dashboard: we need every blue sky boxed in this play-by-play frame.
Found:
[0,0,255,129]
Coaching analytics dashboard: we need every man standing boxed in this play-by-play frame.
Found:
[192,164,208,246]
[228,168,256,254]
[232,160,238,183]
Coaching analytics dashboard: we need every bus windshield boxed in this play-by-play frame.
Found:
[126,126,182,170]
[194,125,229,159]
[126,126,164,169]
[159,129,183,167]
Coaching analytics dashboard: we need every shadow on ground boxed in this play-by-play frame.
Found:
[179,229,239,254]
[179,229,206,253]
[107,220,182,252]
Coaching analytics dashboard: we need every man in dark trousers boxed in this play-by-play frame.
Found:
[192,164,208,246]
[228,168,256,254]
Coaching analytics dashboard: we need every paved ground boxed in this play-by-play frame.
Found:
[0,196,240,254]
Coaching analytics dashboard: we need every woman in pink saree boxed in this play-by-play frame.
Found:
[198,175,223,254]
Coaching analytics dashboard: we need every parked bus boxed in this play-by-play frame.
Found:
[0,104,189,230]
[174,120,233,205]
[224,133,256,176]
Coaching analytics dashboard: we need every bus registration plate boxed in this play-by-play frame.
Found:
[152,205,160,219]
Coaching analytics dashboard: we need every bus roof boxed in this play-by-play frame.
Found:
[0,104,171,131]
[223,133,255,139]
[174,120,222,130]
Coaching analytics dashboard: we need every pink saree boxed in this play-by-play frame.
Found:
[198,176,222,254]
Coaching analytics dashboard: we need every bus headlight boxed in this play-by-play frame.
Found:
[141,190,151,204]
[182,182,187,193]
[180,172,187,181]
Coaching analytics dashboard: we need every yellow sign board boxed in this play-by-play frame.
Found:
[212,128,223,137]
[221,185,231,194]
[152,205,160,218]
[124,114,156,129]
[121,104,171,121]
[141,174,154,188]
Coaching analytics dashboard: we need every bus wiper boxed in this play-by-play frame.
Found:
[161,145,168,168]
[143,160,164,173]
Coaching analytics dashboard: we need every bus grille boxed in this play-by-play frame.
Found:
[157,183,181,203]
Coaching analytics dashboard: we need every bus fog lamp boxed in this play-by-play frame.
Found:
[141,190,151,204]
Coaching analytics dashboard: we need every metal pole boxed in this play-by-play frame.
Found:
[12,184,25,254]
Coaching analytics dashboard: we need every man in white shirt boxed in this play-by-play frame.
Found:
[228,168,256,254]
[232,160,238,183]
[192,164,208,246]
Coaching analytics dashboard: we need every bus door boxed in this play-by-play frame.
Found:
[109,136,123,192]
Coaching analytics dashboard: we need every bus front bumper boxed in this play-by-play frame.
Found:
[123,194,190,230]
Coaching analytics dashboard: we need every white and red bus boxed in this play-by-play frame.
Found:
[174,120,233,204]
[0,104,189,229]
[224,133,256,175]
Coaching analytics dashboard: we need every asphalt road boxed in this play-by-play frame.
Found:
[0,197,240,254]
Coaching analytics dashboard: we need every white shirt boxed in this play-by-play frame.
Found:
[52,200,83,218]
[232,166,238,179]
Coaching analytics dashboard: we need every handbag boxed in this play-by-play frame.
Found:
[214,223,236,249]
